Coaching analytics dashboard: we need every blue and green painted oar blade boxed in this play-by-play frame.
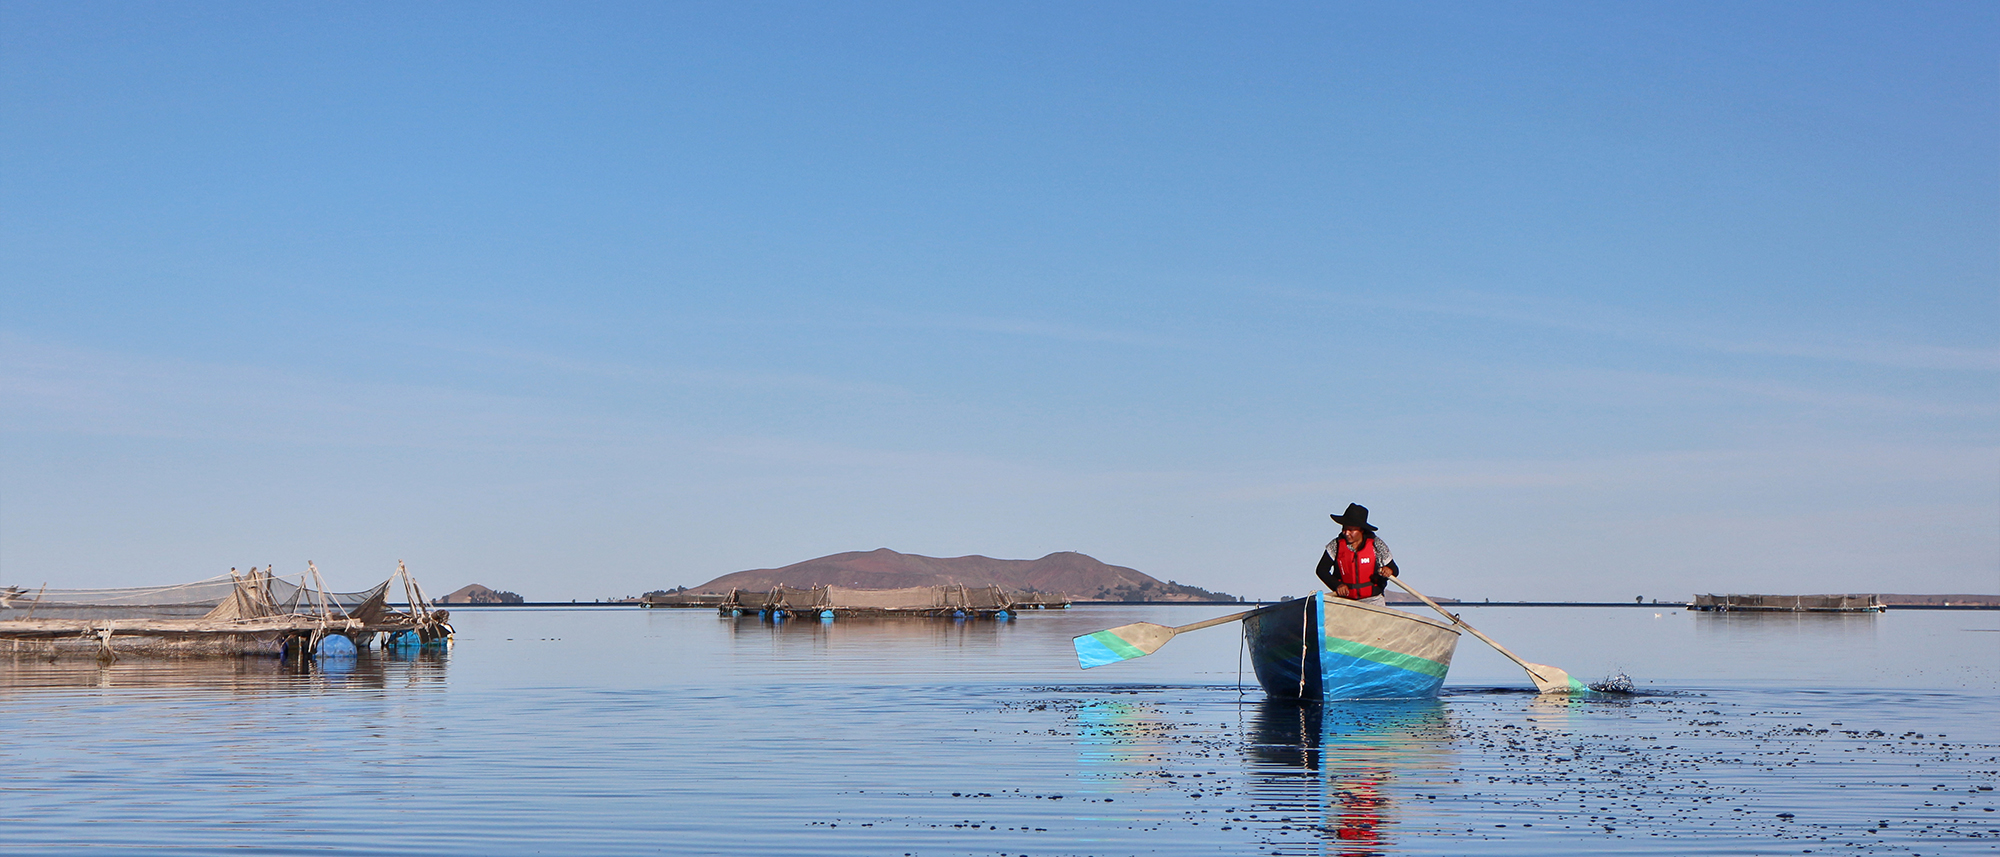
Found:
[1074,608,1261,669]
[1073,622,1178,669]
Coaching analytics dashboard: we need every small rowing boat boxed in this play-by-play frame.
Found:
[1243,592,1461,700]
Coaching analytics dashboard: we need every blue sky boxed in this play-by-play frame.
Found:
[3,2,1994,601]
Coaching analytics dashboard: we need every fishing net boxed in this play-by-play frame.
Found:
[962,585,1010,610]
[824,586,943,610]
[0,566,447,660]
[1691,593,1883,612]
[720,585,1024,614]
[771,586,829,610]
[0,570,392,622]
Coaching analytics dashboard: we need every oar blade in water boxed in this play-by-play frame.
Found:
[1523,661,1587,694]
[1073,622,1176,669]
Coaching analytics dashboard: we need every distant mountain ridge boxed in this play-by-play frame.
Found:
[690,548,1235,602]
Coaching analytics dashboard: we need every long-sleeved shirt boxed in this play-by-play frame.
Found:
[1314,535,1396,594]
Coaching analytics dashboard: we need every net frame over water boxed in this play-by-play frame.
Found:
[0,564,453,658]
[717,584,1066,618]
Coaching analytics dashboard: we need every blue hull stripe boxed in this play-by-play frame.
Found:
[1313,593,1454,699]
[1319,650,1450,699]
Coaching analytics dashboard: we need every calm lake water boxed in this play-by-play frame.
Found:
[1,604,1995,855]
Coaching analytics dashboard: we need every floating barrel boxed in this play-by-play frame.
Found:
[315,633,358,658]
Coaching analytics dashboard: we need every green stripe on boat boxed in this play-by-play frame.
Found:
[1320,635,1450,678]
[1090,630,1148,661]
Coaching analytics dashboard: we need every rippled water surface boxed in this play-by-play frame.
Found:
[2,605,1995,855]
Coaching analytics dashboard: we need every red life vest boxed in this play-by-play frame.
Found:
[1331,537,1383,599]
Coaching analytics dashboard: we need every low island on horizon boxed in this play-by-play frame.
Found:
[434,547,2000,609]
[668,548,1239,603]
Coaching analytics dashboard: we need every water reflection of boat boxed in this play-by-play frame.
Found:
[1247,698,1451,857]
[1243,593,1460,700]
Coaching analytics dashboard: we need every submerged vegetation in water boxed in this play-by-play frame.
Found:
[1589,673,1636,694]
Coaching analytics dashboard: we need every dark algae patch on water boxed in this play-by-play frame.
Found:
[770,686,1997,855]
[1395,690,1998,852]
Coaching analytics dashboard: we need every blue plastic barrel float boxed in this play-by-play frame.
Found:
[315,633,358,658]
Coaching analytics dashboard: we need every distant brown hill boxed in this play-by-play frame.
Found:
[690,549,1236,603]
[438,584,523,605]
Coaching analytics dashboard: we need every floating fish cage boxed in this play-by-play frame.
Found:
[0,562,455,660]
[717,584,1067,620]
[1689,593,1885,613]
[638,592,729,608]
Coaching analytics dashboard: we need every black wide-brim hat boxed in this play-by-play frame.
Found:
[1330,502,1377,531]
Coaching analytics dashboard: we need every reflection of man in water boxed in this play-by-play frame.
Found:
[1316,503,1398,605]
[1334,772,1389,851]
[1250,698,1440,857]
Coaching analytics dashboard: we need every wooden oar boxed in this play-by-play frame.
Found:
[1072,606,1268,669]
[1387,576,1584,694]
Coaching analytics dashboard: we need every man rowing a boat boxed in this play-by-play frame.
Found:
[1316,503,1398,605]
